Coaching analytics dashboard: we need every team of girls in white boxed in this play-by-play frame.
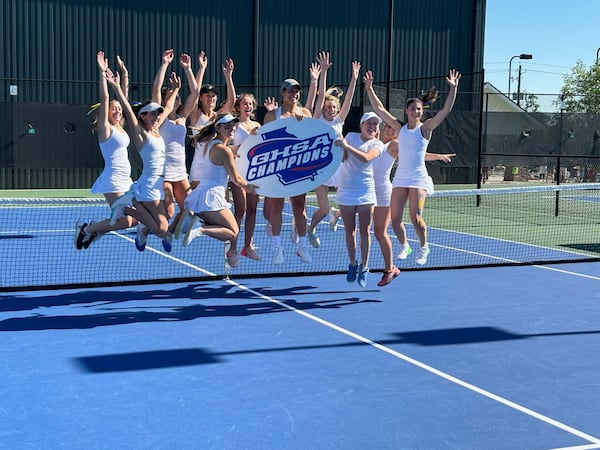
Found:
[76,49,460,287]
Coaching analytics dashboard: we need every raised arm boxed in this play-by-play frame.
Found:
[422,69,461,137]
[95,51,111,141]
[313,51,331,119]
[178,53,199,118]
[105,68,143,150]
[116,54,130,99]
[195,51,207,89]
[338,61,361,121]
[216,58,236,114]
[158,72,182,128]
[151,49,174,105]
[304,61,321,112]
[188,51,208,126]
[363,70,401,133]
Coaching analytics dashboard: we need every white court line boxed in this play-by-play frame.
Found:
[548,445,600,450]
[428,225,594,259]
[219,274,600,446]
[111,232,218,277]
[426,238,600,280]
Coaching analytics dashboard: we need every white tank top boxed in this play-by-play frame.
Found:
[98,126,131,179]
[160,119,187,179]
[372,141,396,186]
[200,139,229,188]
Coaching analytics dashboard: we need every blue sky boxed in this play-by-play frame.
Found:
[484,0,600,106]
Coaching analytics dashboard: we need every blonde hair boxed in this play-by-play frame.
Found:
[234,93,258,119]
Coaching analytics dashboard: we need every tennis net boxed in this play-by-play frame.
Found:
[2,183,600,290]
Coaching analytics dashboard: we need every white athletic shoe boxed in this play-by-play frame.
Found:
[174,210,193,240]
[296,245,312,263]
[329,207,340,232]
[183,216,204,247]
[110,190,134,225]
[397,244,413,260]
[415,246,430,265]
[307,231,320,248]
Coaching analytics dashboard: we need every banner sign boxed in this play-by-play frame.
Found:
[236,118,341,198]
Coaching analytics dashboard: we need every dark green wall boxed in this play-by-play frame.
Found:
[0,0,485,187]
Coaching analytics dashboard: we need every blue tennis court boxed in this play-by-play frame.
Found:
[3,186,600,448]
[2,262,600,449]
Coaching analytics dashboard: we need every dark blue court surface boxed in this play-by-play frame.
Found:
[2,263,600,449]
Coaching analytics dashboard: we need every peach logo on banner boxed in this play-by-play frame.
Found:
[236,118,341,198]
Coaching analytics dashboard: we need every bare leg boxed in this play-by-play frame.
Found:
[356,204,374,268]
[373,206,393,271]
[308,185,330,233]
[340,205,357,265]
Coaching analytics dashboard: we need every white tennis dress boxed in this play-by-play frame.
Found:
[189,114,213,183]
[132,132,165,202]
[372,142,396,207]
[335,132,383,206]
[90,126,132,194]
[160,118,188,182]
[184,139,231,213]
[233,124,252,147]
[319,115,344,188]
[393,122,434,195]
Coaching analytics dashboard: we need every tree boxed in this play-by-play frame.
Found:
[523,93,540,112]
[559,60,600,113]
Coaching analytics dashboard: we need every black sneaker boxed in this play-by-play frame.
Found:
[82,232,98,249]
[74,221,88,250]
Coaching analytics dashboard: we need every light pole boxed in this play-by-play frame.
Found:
[508,53,533,98]
[596,47,599,64]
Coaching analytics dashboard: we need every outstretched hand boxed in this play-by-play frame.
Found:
[104,67,120,87]
[264,96,278,112]
[169,72,182,90]
[222,58,234,77]
[309,62,321,82]
[179,53,192,71]
[363,70,374,89]
[162,49,175,65]
[97,51,108,72]
[351,61,361,80]
[317,51,332,71]
[197,51,207,70]
[446,69,461,88]
[116,54,128,76]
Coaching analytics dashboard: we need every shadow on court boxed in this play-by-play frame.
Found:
[73,326,600,373]
[0,282,381,331]
[0,282,377,312]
